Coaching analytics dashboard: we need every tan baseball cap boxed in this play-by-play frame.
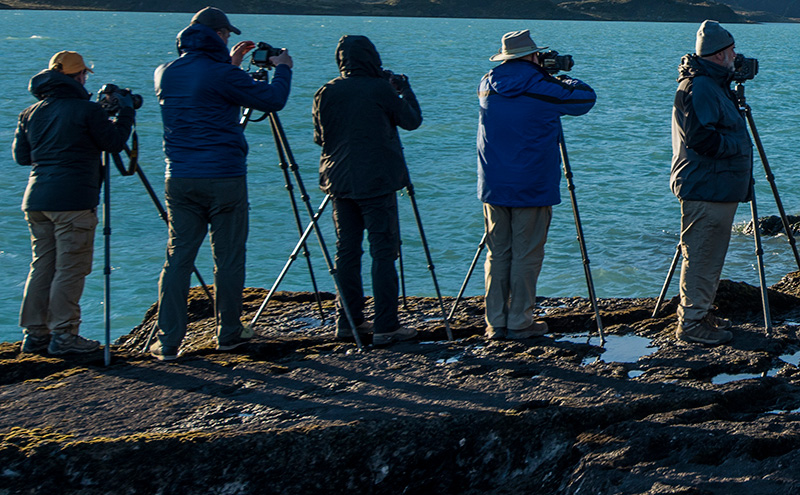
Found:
[49,51,94,75]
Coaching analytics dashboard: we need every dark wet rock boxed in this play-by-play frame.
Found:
[3,275,800,494]
[744,214,800,237]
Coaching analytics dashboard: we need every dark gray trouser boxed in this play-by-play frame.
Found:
[678,199,739,324]
[156,176,248,347]
[20,209,97,337]
[332,194,400,334]
[483,204,552,331]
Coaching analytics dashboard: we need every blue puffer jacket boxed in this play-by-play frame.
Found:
[477,59,596,207]
[154,23,291,178]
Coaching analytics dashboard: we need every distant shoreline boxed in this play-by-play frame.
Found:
[1,0,797,24]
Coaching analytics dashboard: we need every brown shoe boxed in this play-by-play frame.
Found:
[507,321,548,339]
[702,312,732,330]
[677,319,732,345]
[335,321,374,339]
[373,326,417,346]
[484,326,507,341]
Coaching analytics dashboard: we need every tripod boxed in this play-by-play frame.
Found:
[652,81,796,335]
[448,130,606,345]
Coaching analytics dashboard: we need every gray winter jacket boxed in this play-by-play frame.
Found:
[670,55,752,203]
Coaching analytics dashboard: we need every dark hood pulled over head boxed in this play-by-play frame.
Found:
[335,35,383,78]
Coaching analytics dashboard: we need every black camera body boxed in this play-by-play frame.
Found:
[97,83,142,115]
[251,42,284,68]
[733,53,758,82]
[382,69,409,91]
[539,50,574,74]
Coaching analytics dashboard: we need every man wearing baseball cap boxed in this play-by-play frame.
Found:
[151,6,293,360]
[13,50,135,355]
[477,30,596,341]
[670,20,752,345]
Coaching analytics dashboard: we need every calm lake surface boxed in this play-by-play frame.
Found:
[2,11,800,343]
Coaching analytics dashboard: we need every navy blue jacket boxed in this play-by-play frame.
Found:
[477,59,596,207]
[154,23,292,178]
[13,70,134,211]
[670,55,752,203]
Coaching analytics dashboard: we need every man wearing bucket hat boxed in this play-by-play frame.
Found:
[478,30,596,341]
[670,20,752,345]
[13,50,135,355]
[151,6,293,360]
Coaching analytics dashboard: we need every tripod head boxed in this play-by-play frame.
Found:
[733,81,747,110]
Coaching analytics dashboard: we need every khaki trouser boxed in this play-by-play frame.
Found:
[678,200,739,324]
[19,209,97,336]
[483,204,552,331]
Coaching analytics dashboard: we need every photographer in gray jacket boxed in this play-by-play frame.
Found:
[670,20,752,345]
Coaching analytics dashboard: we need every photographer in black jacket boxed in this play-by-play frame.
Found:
[313,35,422,346]
[12,50,134,355]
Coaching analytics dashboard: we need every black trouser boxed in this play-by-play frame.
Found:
[332,193,400,334]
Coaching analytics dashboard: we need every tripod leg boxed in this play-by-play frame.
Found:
[749,191,773,334]
[744,106,800,271]
[406,183,454,341]
[266,114,326,323]
[102,152,112,366]
[267,116,363,348]
[398,234,408,309]
[652,243,682,318]
[447,231,487,321]
[559,133,605,345]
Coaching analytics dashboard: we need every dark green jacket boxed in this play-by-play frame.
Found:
[313,35,422,199]
[13,70,134,211]
[670,55,752,203]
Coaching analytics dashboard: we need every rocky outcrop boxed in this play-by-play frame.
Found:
[3,274,800,493]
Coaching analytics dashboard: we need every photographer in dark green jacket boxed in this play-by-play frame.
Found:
[313,35,422,346]
[12,50,134,355]
[670,20,753,346]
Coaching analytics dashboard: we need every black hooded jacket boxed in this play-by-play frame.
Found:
[313,35,422,199]
[13,70,134,211]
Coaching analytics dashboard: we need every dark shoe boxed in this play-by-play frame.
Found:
[335,321,374,339]
[149,341,179,361]
[48,333,100,355]
[507,321,548,339]
[21,333,50,353]
[216,329,252,351]
[702,312,733,330]
[677,319,733,345]
[373,326,418,346]
[485,326,507,341]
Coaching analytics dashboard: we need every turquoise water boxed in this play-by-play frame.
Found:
[2,12,800,343]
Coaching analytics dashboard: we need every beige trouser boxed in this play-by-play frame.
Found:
[678,200,738,324]
[19,209,97,336]
[483,204,552,330]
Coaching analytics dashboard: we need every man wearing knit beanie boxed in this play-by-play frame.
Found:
[669,20,752,345]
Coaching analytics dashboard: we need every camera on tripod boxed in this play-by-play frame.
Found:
[97,84,142,115]
[539,50,574,74]
[251,42,284,68]
[733,53,758,82]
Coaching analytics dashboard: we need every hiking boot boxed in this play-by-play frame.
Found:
[702,312,732,330]
[20,333,50,353]
[507,321,548,340]
[149,341,179,361]
[48,333,100,355]
[484,326,507,341]
[373,326,418,346]
[216,329,252,351]
[677,319,733,345]
[335,321,374,339]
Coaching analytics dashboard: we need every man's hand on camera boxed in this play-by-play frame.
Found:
[115,92,134,110]
[390,73,410,93]
[269,49,293,69]
[231,40,256,66]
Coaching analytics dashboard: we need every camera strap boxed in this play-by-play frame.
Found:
[112,127,138,176]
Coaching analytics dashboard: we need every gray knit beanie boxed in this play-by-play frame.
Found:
[695,20,734,57]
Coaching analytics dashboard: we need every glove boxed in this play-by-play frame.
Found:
[115,91,134,110]
[390,73,410,93]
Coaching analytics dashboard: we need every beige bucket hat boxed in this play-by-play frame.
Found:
[489,30,547,61]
